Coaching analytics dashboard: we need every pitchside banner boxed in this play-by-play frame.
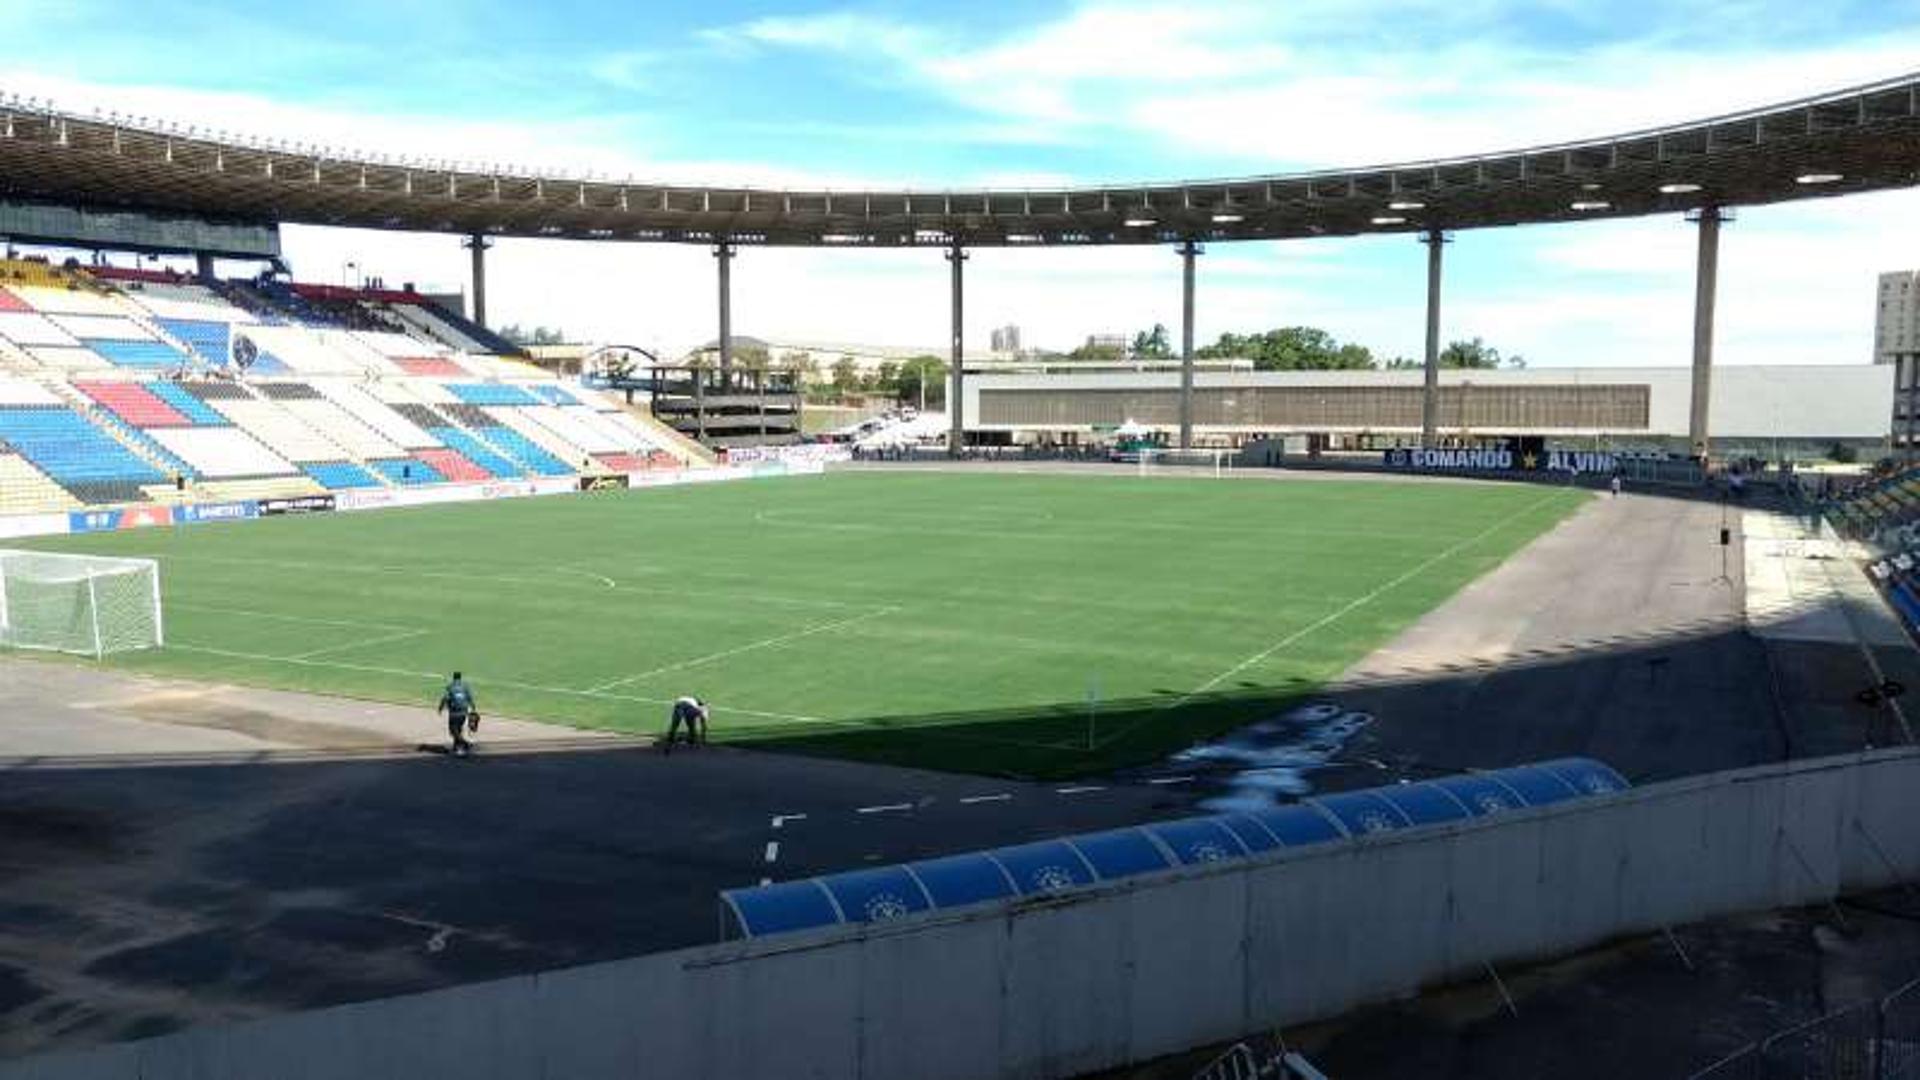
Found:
[1384,448,1618,474]
[257,494,336,516]
[175,501,260,525]
[67,506,174,533]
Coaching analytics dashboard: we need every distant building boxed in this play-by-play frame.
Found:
[1877,271,1920,450]
[1084,333,1128,354]
[990,324,1021,354]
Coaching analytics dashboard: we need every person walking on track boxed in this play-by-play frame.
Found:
[438,671,479,757]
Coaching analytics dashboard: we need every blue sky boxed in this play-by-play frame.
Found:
[5,0,1920,363]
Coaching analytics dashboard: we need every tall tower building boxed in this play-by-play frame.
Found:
[1880,272,1920,450]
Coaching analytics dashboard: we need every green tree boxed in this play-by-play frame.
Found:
[1131,323,1172,359]
[1438,337,1525,369]
[1196,326,1373,371]
[893,355,947,407]
[830,356,859,397]
[1068,342,1127,361]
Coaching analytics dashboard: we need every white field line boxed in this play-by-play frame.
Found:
[1148,775,1197,785]
[163,642,831,726]
[764,841,780,864]
[959,793,1012,804]
[169,603,416,633]
[587,606,899,694]
[771,813,806,829]
[1095,489,1570,749]
[288,627,429,662]
[1055,785,1105,795]
[125,551,871,612]
[553,567,617,589]
[160,640,1079,753]
[856,803,913,815]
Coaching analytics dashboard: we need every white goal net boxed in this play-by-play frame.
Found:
[0,550,163,658]
[1138,447,1236,478]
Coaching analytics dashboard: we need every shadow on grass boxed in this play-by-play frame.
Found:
[732,678,1326,781]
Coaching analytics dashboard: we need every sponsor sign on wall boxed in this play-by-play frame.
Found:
[257,494,337,516]
[1383,448,1620,474]
[67,505,174,533]
[175,501,260,525]
[724,444,853,468]
[580,474,630,492]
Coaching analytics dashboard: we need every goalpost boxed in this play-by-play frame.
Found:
[0,550,164,659]
[1137,447,1236,478]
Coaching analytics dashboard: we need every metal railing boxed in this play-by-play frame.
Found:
[1690,978,1920,1079]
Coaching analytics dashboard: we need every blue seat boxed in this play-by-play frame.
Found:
[368,457,445,486]
[155,318,231,366]
[477,425,574,476]
[303,462,381,490]
[145,381,229,425]
[85,339,189,369]
[427,427,522,478]
[446,383,540,407]
[0,407,168,492]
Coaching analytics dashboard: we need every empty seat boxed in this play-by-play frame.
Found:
[156,318,232,366]
[427,427,523,478]
[145,382,231,425]
[0,451,80,512]
[414,446,493,482]
[368,456,446,486]
[87,340,189,369]
[74,381,193,428]
[0,407,167,496]
[302,461,381,490]
[448,382,540,407]
[475,424,574,476]
[146,426,296,479]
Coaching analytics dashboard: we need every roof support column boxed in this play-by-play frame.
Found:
[463,233,491,329]
[1420,229,1449,447]
[715,240,735,393]
[947,240,967,457]
[1179,238,1200,450]
[1687,207,1725,462]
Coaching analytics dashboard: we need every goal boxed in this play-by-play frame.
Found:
[0,550,164,658]
[1138,447,1236,478]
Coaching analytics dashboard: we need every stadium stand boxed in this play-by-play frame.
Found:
[0,264,687,517]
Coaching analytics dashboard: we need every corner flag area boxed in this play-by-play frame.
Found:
[19,472,1585,777]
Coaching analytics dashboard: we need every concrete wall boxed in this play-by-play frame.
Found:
[10,750,1920,1080]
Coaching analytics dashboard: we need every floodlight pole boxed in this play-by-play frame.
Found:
[1179,238,1200,450]
[1420,229,1449,448]
[947,240,966,458]
[463,233,491,329]
[1688,207,1726,463]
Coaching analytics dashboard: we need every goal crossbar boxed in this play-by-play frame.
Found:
[1137,447,1236,478]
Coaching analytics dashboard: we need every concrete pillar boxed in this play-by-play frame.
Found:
[947,241,966,457]
[193,251,215,281]
[1420,229,1447,447]
[1179,239,1199,450]
[715,241,735,392]
[464,233,490,328]
[1688,208,1724,462]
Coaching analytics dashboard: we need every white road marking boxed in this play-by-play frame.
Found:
[1097,489,1569,749]
[764,841,780,863]
[771,813,806,829]
[287,627,428,662]
[587,606,899,693]
[959,793,1012,804]
[856,803,913,815]
[1148,775,1198,785]
[1056,785,1105,795]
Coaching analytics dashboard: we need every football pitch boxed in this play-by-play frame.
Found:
[17,471,1586,778]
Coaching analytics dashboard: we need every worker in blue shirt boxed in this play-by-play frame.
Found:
[438,672,478,756]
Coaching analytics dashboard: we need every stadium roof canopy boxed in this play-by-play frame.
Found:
[0,73,1916,249]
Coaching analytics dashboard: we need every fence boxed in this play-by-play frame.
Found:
[1690,978,1920,1079]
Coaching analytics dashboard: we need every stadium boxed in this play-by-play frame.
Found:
[3,16,1920,1080]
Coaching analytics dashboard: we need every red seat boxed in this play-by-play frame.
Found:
[75,381,191,428]
[395,357,467,377]
[0,288,31,313]
[415,447,490,482]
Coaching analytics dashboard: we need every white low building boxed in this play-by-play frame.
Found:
[961,365,1893,451]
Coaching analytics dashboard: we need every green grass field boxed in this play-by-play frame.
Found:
[18,471,1586,778]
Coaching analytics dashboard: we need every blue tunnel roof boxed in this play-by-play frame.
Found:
[720,757,1629,940]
